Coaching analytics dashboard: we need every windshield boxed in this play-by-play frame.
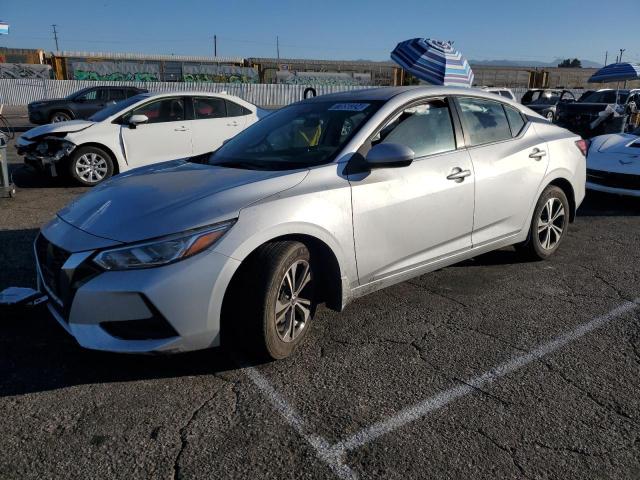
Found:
[66,87,91,100]
[88,94,148,122]
[579,90,629,104]
[208,100,382,170]
[530,92,560,105]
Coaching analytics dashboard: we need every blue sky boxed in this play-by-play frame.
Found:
[1,0,639,64]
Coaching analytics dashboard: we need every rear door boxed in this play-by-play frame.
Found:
[119,96,193,167]
[454,96,549,246]
[189,96,246,155]
[349,97,475,284]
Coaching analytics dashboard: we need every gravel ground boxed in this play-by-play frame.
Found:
[1,138,639,479]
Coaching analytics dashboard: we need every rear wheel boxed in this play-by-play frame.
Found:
[516,185,570,260]
[49,111,72,123]
[68,146,114,186]
[229,241,317,360]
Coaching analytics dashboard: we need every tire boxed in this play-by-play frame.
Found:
[49,111,72,123]
[229,241,317,360]
[516,185,570,260]
[68,146,114,186]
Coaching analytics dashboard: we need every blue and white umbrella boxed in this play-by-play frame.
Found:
[588,62,640,83]
[391,38,474,87]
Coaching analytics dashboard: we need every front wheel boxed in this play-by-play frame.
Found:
[516,185,570,260]
[230,241,317,360]
[50,111,72,123]
[68,146,114,186]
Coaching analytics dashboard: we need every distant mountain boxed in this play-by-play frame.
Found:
[470,58,603,68]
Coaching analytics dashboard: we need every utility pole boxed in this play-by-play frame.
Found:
[213,34,217,57]
[619,48,625,63]
[276,36,280,60]
[604,51,608,66]
[51,24,59,51]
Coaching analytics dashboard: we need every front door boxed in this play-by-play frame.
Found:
[454,96,549,246]
[120,97,193,168]
[349,98,475,284]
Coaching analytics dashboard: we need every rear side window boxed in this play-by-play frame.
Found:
[226,100,251,117]
[504,106,526,137]
[457,97,512,146]
[374,99,456,158]
[193,97,226,119]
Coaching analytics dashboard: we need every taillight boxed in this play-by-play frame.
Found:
[575,139,590,156]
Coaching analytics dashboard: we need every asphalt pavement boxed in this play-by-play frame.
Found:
[1,139,639,479]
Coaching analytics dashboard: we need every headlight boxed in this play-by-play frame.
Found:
[93,220,235,270]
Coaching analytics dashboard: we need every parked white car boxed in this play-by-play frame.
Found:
[16,91,264,185]
[586,128,640,196]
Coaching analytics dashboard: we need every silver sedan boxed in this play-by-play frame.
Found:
[35,86,587,359]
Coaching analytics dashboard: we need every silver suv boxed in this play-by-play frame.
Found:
[35,86,586,359]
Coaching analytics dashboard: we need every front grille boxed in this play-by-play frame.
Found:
[35,234,71,306]
[35,234,101,320]
[587,169,640,190]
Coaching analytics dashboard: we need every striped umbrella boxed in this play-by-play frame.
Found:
[391,38,474,87]
[588,62,640,83]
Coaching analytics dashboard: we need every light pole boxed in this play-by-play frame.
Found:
[619,48,626,63]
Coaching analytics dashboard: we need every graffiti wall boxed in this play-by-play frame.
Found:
[276,70,371,86]
[182,64,258,83]
[71,61,160,81]
[0,63,53,79]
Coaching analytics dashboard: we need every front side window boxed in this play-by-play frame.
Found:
[373,99,456,158]
[209,100,382,170]
[109,89,127,101]
[193,97,226,119]
[126,98,185,124]
[76,88,104,101]
[457,97,512,146]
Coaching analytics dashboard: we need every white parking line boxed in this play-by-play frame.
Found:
[242,366,358,480]
[335,298,639,453]
[244,298,639,479]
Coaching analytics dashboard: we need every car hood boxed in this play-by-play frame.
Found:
[21,120,95,139]
[57,159,309,243]
[588,134,640,174]
[596,133,640,154]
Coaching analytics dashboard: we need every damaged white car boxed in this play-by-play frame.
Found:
[16,91,263,186]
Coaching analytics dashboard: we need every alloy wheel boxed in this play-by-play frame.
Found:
[537,197,565,250]
[274,259,313,343]
[51,113,70,122]
[75,153,108,183]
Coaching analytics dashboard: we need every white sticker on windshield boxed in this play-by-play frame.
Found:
[329,103,370,112]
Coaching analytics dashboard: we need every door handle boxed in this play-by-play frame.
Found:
[174,127,188,132]
[446,167,471,183]
[529,148,547,160]
[226,121,239,126]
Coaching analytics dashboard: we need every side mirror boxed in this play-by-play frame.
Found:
[128,114,149,127]
[365,143,414,169]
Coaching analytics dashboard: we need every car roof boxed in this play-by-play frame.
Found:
[302,86,506,103]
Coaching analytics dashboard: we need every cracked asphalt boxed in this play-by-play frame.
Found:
[1,139,640,479]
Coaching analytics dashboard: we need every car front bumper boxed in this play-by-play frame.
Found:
[36,218,240,354]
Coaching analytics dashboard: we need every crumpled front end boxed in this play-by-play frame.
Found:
[16,133,77,174]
